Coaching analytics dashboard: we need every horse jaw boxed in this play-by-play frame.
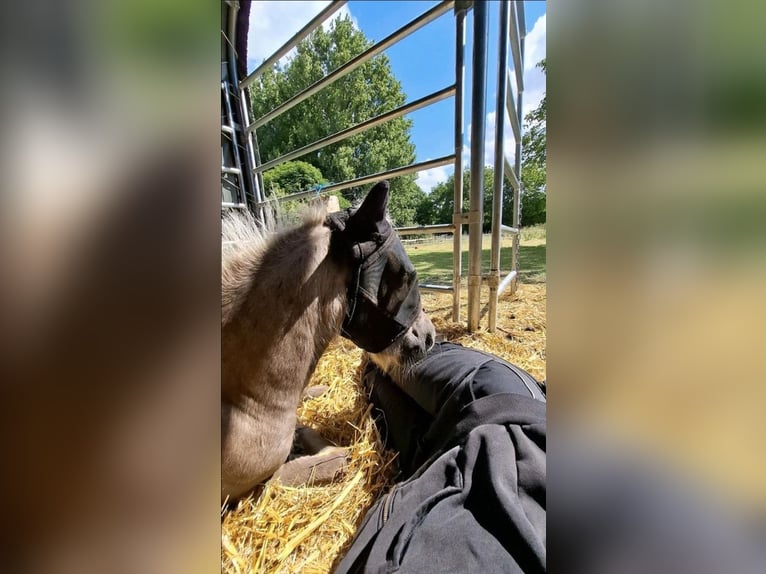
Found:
[368,309,435,380]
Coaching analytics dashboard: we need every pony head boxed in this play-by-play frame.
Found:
[326,181,435,371]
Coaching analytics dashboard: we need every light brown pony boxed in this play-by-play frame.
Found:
[222,182,434,502]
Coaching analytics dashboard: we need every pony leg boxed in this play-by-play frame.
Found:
[271,427,348,486]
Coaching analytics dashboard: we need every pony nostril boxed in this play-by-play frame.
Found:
[403,335,418,354]
[425,332,434,350]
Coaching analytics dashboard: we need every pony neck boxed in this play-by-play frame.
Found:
[222,220,349,403]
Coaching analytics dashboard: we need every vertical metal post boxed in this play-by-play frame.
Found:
[240,86,268,221]
[238,87,264,218]
[223,1,245,208]
[452,7,466,323]
[510,1,524,293]
[489,0,510,332]
[222,81,246,205]
[467,0,489,332]
[223,0,262,216]
[251,131,267,196]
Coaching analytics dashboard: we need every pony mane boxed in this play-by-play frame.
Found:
[221,202,330,325]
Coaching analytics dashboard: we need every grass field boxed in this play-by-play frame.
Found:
[405,224,546,285]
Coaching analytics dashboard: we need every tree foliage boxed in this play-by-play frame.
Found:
[261,160,350,211]
[250,16,424,225]
[519,59,547,225]
[522,60,546,169]
[417,168,513,232]
[414,60,546,228]
[262,160,325,197]
[417,165,543,228]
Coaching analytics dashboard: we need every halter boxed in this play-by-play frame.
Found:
[325,209,422,353]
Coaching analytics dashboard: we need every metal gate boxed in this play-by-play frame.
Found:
[221,0,526,332]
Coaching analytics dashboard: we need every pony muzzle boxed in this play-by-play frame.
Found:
[324,180,433,355]
[339,232,424,353]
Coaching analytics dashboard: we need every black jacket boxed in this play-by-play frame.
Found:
[335,343,547,574]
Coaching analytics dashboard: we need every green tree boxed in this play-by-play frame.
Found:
[415,61,546,228]
[251,16,422,225]
[417,168,512,232]
[262,160,325,197]
[519,58,546,225]
[261,160,350,211]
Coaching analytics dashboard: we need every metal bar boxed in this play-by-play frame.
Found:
[221,178,242,197]
[239,78,270,209]
[396,224,455,236]
[240,1,348,89]
[489,0,511,333]
[224,3,260,214]
[517,0,527,38]
[498,269,517,297]
[221,81,247,207]
[506,73,521,142]
[223,5,248,209]
[504,155,520,190]
[511,1,525,295]
[254,85,455,172]
[270,155,456,205]
[513,105,522,182]
[250,1,455,130]
[221,201,248,209]
[508,1,524,94]
[250,117,269,200]
[510,137,522,294]
[452,7,466,323]
[238,87,264,218]
[420,284,455,293]
[467,0,489,332]
[501,225,519,235]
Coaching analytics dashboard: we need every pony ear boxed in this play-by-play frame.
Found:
[351,180,389,225]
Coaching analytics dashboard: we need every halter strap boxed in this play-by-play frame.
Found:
[324,210,421,353]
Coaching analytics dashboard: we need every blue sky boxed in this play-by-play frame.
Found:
[247,1,546,192]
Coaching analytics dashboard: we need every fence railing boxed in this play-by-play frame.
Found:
[222,0,261,215]
[487,0,526,332]
[223,0,527,331]
[240,0,464,307]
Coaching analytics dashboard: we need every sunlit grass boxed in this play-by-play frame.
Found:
[404,227,546,285]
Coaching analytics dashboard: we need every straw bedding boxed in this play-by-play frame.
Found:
[222,283,546,573]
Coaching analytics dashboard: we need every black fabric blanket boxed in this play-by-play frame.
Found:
[335,343,547,574]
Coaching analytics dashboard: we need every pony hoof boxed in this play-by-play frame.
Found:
[302,385,330,400]
[272,447,349,487]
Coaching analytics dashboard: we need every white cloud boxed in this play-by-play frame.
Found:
[416,165,453,193]
[247,1,357,73]
[483,110,515,167]
[506,13,546,120]
[465,111,515,169]
[521,14,546,119]
[461,143,471,166]
[524,14,546,73]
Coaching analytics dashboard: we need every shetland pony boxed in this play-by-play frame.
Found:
[222,181,434,501]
